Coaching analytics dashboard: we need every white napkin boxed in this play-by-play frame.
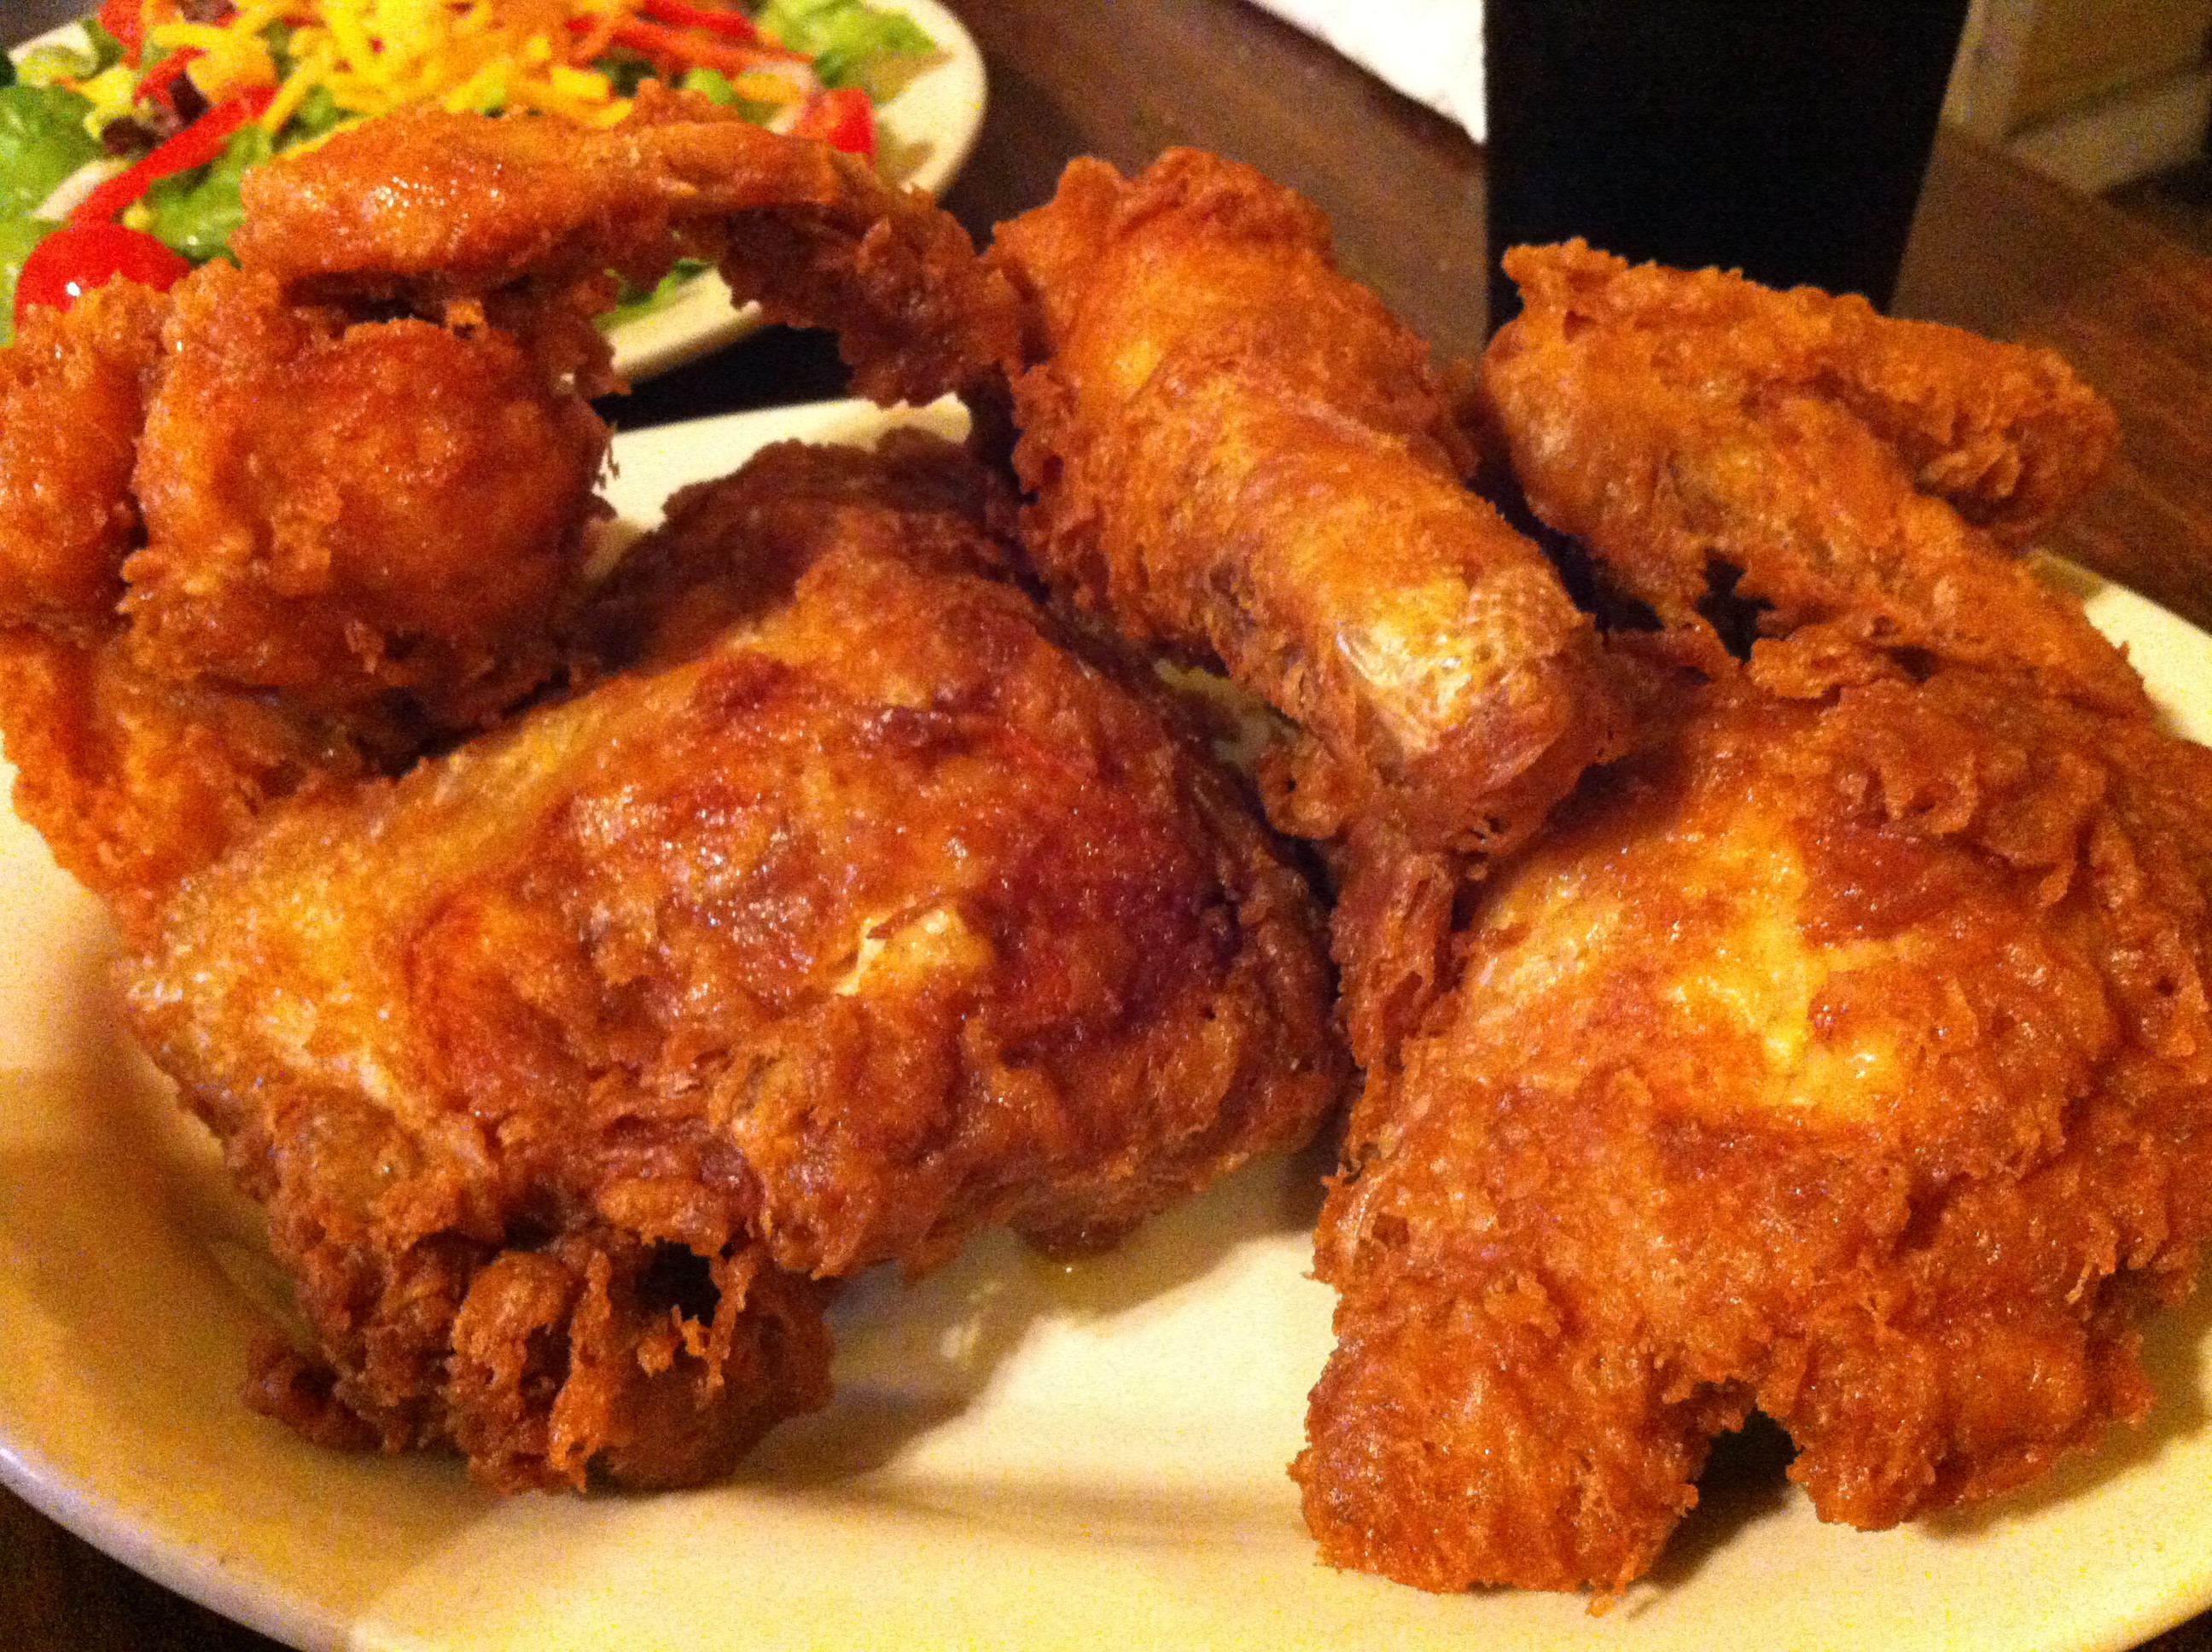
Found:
[1249,0,1485,142]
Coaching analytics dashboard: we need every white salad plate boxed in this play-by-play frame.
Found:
[3,399,2212,1652]
[602,0,986,379]
[9,0,987,381]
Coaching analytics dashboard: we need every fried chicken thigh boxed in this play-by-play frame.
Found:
[120,435,1347,1490]
[1298,669,2212,1592]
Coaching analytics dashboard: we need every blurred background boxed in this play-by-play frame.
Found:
[1948,0,2212,253]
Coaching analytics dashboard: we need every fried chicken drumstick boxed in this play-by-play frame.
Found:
[988,151,1618,859]
[120,431,1346,1490]
[1293,248,2212,1596]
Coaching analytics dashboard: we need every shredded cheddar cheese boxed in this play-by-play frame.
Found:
[131,0,820,142]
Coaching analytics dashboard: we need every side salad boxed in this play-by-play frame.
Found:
[2,0,939,343]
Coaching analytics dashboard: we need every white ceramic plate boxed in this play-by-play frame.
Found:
[4,401,2212,1652]
[8,2,987,382]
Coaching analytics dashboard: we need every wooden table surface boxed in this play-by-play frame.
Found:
[6,1,2212,1647]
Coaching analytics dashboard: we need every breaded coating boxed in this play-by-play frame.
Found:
[125,265,609,724]
[1481,241,2139,710]
[120,439,1347,1487]
[575,428,1022,674]
[0,281,167,634]
[1294,246,2212,1598]
[0,629,382,937]
[1298,670,2212,1594]
[0,267,598,927]
[0,93,1031,926]
[990,151,1617,856]
[235,88,1023,408]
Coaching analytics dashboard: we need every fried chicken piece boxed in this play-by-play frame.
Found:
[236,87,1022,407]
[0,629,386,936]
[1296,668,2212,1594]
[0,91,1028,926]
[1481,241,2139,711]
[0,281,166,635]
[0,265,597,928]
[988,150,1617,857]
[121,438,1347,1488]
[1293,247,2212,1596]
[125,264,610,724]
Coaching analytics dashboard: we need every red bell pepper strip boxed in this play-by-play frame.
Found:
[14,223,192,332]
[637,0,771,45]
[98,0,146,63]
[70,86,275,226]
[579,15,810,73]
[789,84,873,159]
[136,48,204,117]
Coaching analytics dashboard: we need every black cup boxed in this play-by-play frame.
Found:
[1484,1,1971,329]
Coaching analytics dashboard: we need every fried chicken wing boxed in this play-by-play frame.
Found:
[1481,241,2139,711]
[0,95,1028,927]
[0,266,596,927]
[236,87,1022,408]
[1297,668,2212,1593]
[989,151,1617,857]
[120,435,1347,1488]
[125,264,610,724]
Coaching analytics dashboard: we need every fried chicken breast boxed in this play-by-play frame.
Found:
[119,435,1348,1490]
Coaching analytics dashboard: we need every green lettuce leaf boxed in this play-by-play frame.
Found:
[678,66,781,125]
[0,215,60,346]
[143,122,275,263]
[0,84,100,218]
[757,0,936,99]
[278,83,352,145]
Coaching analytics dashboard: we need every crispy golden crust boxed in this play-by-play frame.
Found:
[0,281,167,634]
[236,89,1022,408]
[990,151,1619,857]
[1481,241,2139,711]
[120,439,1347,1486]
[125,265,609,724]
[575,429,1022,673]
[0,266,596,927]
[0,628,387,939]
[0,95,1036,926]
[1298,671,2212,1593]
